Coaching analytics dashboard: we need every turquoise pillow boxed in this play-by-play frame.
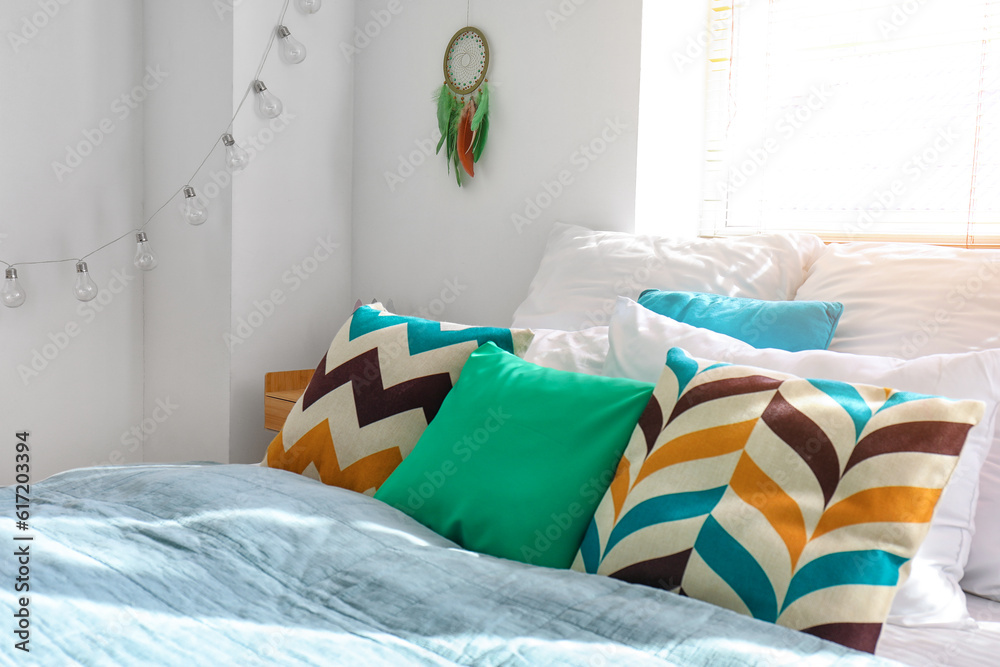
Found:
[637,289,843,352]
[374,342,653,569]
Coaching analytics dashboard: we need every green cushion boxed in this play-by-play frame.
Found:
[374,342,654,569]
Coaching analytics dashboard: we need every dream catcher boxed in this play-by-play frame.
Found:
[436,26,490,186]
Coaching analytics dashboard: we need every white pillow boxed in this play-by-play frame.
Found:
[962,453,1000,601]
[604,297,1000,628]
[521,327,609,376]
[511,222,825,331]
[795,242,1000,358]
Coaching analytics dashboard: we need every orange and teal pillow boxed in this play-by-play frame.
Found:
[263,304,534,496]
[572,348,983,653]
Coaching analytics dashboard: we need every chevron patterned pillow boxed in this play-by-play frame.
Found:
[263,304,534,495]
[573,348,983,654]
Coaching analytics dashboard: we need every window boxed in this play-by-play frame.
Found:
[702,0,1000,246]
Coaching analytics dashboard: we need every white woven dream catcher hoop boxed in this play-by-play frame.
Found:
[436,26,491,186]
[445,27,489,95]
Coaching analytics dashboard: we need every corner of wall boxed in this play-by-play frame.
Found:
[228,0,356,465]
[141,0,234,467]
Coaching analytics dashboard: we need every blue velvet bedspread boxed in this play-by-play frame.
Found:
[0,464,901,666]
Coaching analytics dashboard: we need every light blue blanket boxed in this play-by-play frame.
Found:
[0,464,900,666]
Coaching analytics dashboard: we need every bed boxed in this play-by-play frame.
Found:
[1,463,890,666]
[877,595,1000,667]
[5,222,1000,666]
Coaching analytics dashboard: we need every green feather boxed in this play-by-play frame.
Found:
[471,82,490,131]
[472,115,489,163]
[446,99,461,169]
[437,91,468,185]
[435,84,451,140]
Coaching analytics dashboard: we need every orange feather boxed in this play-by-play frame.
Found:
[457,100,476,178]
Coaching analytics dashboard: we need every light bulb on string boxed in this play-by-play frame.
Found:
[134,232,158,272]
[1,268,26,308]
[253,80,283,119]
[277,26,307,64]
[73,261,99,302]
[180,186,208,226]
[2,9,314,289]
[296,0,321,14]
[222,133,250,172]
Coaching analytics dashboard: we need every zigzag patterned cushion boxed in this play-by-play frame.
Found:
[572,348,983,654]
[263,304,534,495]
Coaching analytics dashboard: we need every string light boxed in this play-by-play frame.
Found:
[180,186,208,226]
[222,133,250,172]
[253,80,284,119]
[1,268,26,308]
[277,26,307,64]
[133,233,158,272]
[0,0,318,308]
[73,262,99,302]
[296,0,322,15]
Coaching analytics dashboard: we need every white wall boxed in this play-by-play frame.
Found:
[229,0,355,464]
[0,0,144,485]
[141,0,233,467]
[351,0,644,327]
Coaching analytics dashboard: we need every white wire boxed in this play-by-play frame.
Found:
[1,0,293,271]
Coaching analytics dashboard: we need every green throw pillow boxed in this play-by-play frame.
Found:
[375,342,654,569]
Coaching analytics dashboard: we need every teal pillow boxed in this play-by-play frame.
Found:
[374,342,653,569]
[637,289,843,352]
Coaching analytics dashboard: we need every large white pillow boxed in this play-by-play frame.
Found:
[521,327,609,376]
[795,242,1000,358]
[511,222,825,331]
[603,297,1000,628]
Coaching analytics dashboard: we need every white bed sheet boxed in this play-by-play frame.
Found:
[876,595,1000,666]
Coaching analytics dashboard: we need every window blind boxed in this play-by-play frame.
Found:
[701,0,1000,246]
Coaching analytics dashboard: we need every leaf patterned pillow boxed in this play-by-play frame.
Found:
[573,348,983,653]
